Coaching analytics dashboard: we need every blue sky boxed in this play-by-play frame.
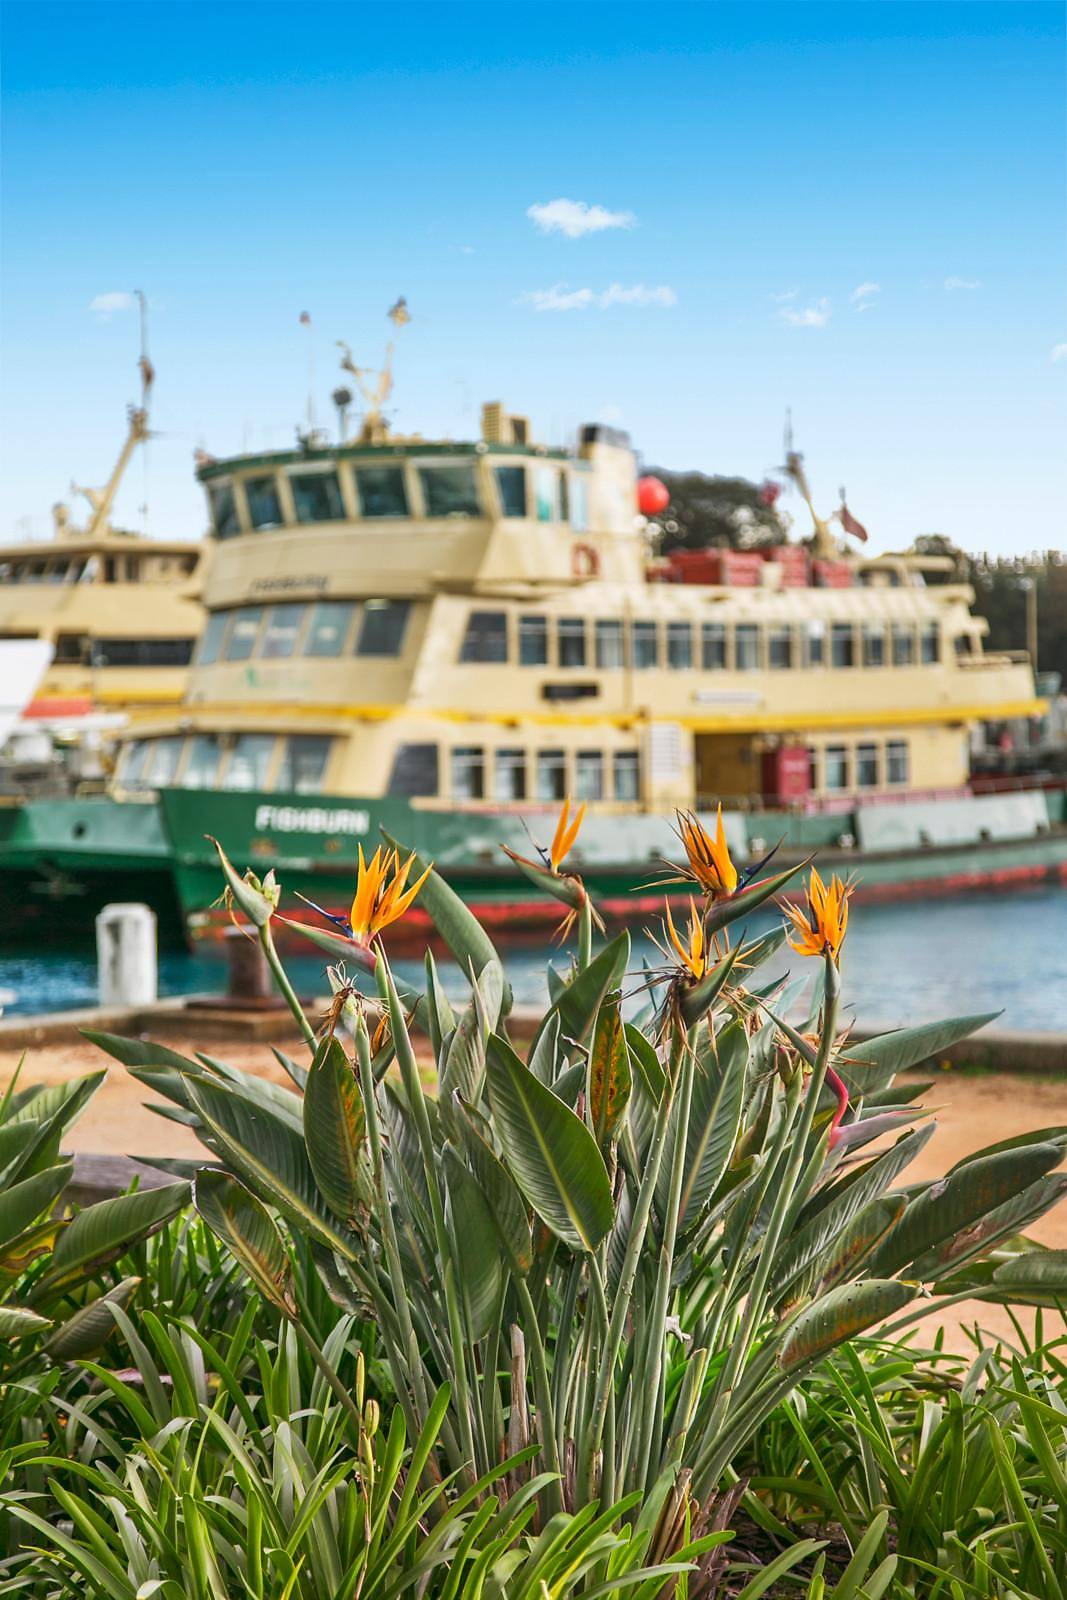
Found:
[2,1,1064,556]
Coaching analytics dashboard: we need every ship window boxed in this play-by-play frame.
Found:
[209,483,239,540]
[388,743,439,797]
[830,623,855,668]
[537,748,567,801]
[290,471,344,524]
[355,466,409,518]
[356,599,410,656]
[277,735,332,794]
[304,601,355,657]
[182,734,222,790]
[519,614,548,666]
[494,466,527,518]
[494,748,527,801]
[806,621,825,667]
[920,622,940,664]
[613,750,640,802]
[223,734,276,791]
[886,739,909,785]
[702,622,727,670]
[535,467,559,523]
[460,610,509,664]
[768,626,793,671]
[419,464,480,518]
[452,745,485,800]
[245,475,284,530]
[558,617,587,668]
[891,624,915,666]
[224,606,265,662]
[735,624,760,671]
[856,743,879,788]
[667,621,693,670]
[824,744,849,791]
[570,474,590,532]
[146,736,184,788]
[632,620,658,669]
[90,638,195,668]
[261,604,307,660]
[117,739,151,787]
[53,633,88,665]
[197,611,230,666]
[863,624,886,667]
[596,619,624,669]
[575,750,604,801]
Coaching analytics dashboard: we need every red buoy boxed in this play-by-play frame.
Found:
[637,475,670,516]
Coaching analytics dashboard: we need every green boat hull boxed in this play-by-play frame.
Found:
[0,785,1064,949]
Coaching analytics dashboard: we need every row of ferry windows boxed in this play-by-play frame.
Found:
[459,612,943,670]
[208,462,589,537]
[117,733,334,794]
[389,743,640,803]
[196,600,410,665]
[815,739,910,791]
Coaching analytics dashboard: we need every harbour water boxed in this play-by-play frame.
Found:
[1,887,1064,1030]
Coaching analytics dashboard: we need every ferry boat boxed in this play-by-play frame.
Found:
[0,316,1061,946]
[0,325,204,744]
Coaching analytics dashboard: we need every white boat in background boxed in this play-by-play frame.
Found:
[0,639,53,752]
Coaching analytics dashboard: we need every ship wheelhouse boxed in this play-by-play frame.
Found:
[114,405,1043,821]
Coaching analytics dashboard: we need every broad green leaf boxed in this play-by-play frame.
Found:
[454,1099,533,1276]
[0,1306,51,1338]
[865,1141,1065,1281]
[440,961,502,1109]
[303,1034,369,1224]
[703,857,809,938]
[549,932,630,1052]
[194,1170,297,1315]
[948,1125,1067,1174]
[528,1010,562,1085]
[2,1072,105,1185]
[486,1034,613,1253]
[778,1280,915,1368]
[443,1146,504,1341]
[81,1030,202,1075]
[44,1277,141,1361]
[424,949,456,1060]
[625,1023,665,1102]
[678,940,744,1028]
[922,1173,1067,1283]
[382,833,511,1014]
[33,1182,189,1297]
[840,1011,1000,1095]
[587,992,631,1148]
[0,1162,72,1253]
[808,1195,906,1298]
[992,1249,1067,1295]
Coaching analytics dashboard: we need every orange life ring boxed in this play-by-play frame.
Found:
[572,542,600,578]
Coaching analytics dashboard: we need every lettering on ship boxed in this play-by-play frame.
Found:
[254,805,370,835]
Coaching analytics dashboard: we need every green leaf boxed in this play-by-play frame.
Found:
[443,1146,504,1341]
[703,857,809,938]
[440,962,501,1109]
[625,1023,665,1102]
[922,1174,1067,1283]
[678,940,744,1028]
[0,1163,72,1253]
[486,1034,614,1253]
[547,932,630,1053]
[778,1280,915,1368]
[44,1277,141,1360]
[992,1249,1067,1296]
[0,1306,51,1338]
[303,1034,369,1224]
[454,1100,532,1276]
[587,992,631,1148]
[528,1010,563,1085]
[841,1011,1000,1095]
[659,1019,748,1234]
[32,1182,190,1297]
[864,1142,1065,1281]
[424,949,456,1060]
[2,1072,106,1184]
[808,1195,907,1299]
[81,1030,203,1075]
[382,833,512,1014]
[194,1170,297,1315]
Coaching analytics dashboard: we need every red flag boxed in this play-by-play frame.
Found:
[838,500,868,542]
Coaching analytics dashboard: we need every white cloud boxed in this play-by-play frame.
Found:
[599,403,623,423]
[851,281,880,310]
[89,290,135,319]
[771,287,799,302]
[779,298,831,329]
[457,244,475,255]
[519,282,676,313]
[527,198,636,239]
[1051,343,1067,362]
[944,276,981,291]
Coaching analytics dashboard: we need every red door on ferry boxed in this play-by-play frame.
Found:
[761,744,810,803]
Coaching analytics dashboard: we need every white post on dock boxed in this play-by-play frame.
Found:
[96,903,158,1009]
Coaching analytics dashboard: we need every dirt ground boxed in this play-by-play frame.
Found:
[5,1027,1066,1357]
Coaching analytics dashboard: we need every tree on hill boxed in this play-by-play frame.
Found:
[645,469,786,552]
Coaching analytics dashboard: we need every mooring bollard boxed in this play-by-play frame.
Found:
[96,902,158,1008]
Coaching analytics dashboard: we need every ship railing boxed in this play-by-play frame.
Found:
[957,650,1032,668]
[693,777,1062,816]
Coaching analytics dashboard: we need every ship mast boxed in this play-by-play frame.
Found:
[64,291,154,541]
[781,412,839,558]
[336,297,410,443]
